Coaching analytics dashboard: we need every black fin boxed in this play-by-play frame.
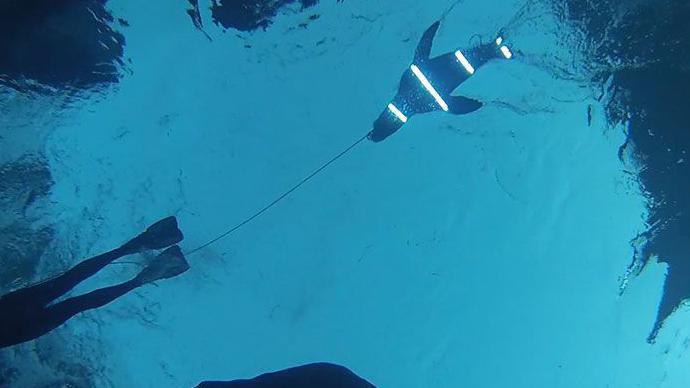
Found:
[414,21,440,63]
[447,95,483,115]
[130,216,184,251]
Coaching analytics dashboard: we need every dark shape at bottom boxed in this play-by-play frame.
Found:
[196,363,376,388]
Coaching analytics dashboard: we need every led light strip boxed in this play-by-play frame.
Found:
[454,50,475,74]
[495,36,513,59]
[410,64,449,112]
[387,103,408,123]
[499,45,513,59]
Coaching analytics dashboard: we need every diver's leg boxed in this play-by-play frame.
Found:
[15,216,183,306]
[41,278,142,329]
[8,246,133,307]
[0,279,140,347]
[14,246,189,343]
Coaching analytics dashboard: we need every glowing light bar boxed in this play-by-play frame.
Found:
[499,45,513,59]
[495,37,503,45]
[410,64,449,112]
[387,103,408,123]
[454,50,475,75]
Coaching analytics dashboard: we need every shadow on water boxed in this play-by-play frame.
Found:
[210,0,322,32]
[556,0,690,342]
[0,0,127,94]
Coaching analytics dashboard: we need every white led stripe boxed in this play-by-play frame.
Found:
[454,50,475,74]
[410,64,449,112]
[495,36,513,58]
[499,45,513,59]
[387,103,408,123]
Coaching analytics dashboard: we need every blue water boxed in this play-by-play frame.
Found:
[1,0,689,387]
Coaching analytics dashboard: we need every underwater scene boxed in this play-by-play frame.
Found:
[1,0,689,386]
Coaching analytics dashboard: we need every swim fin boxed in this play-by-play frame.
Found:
[128,216,184,251]
[136,245,190,284]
